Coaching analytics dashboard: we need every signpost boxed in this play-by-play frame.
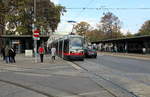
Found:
[33,0,39,62]
[33,29,40,62]
[33,29,40,40]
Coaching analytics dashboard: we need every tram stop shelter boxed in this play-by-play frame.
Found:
[0,35,49,53]
[93,35,150,54]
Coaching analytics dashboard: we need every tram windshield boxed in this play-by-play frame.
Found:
[70,37,83,48]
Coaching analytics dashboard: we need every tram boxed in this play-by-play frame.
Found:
[48,34,85,60]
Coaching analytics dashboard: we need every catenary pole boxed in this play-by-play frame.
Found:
[34,0,38,62]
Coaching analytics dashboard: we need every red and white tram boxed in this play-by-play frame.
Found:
[48,35,85,60]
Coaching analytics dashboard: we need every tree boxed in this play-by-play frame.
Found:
[2,0,66,35]
[74,21,90,36]
[125,31,134,37]
[47,4,66,33]
[138,20,150,36]
[3,0,33,35]
[0,0,7,34]
[98,12,123,39]
[36,1,66,33]
[86,29,106,42]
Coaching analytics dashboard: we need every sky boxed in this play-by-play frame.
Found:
[51,0,150,35]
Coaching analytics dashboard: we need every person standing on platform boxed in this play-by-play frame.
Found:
[5,45,10,63]
[38,45,45,63]
[9,47,16,63]
[51,46,56,62]
[1,46,5,61]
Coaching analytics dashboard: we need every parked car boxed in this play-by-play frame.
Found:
[84,48,97,58]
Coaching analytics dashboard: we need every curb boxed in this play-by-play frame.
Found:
[98,52,150,61]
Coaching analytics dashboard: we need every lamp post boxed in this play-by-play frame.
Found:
[67,20,77,34]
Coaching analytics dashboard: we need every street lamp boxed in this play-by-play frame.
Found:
[67,20,77,34]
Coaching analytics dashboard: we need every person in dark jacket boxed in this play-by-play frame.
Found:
[9,47,16,63]
[1,46,5,61]
[5,45,10,63]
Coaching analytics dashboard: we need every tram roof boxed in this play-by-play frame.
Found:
[57,34,83,40]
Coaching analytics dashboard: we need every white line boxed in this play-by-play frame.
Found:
[62,95,79,97]
[15,72,52,77]
[65,61,82,70]
[79,91,101,95]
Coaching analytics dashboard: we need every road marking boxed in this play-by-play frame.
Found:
[65,61,82,70]
[61,91,103,97]
[62,95,80,97]
[2,67,26,72]
[0,64,17,67]
[15,72,52,77]
[79,91,102,95]
[98,54,104,56]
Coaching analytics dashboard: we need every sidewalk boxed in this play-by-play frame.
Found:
[98,52,150,60]
[0,54,115,97]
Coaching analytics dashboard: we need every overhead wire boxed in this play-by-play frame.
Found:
[73,0,96,22]
[66,7,150,10]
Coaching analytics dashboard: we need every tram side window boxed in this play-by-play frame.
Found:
[59,41,63,53]
[64,39,69,53]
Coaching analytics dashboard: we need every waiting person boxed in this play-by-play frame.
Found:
[9,47,16,63]
[1,46,5,61]
[51,46,56,62]
[5,45,10,63]
[38,46,45,63]
[142,48,146,54]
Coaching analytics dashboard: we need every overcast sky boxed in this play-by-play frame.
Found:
[51,0,150,35]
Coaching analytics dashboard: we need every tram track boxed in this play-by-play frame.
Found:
[0,79,54,97]
[0,71,86,97]
[0,63,91,97]
[71,61,139,97]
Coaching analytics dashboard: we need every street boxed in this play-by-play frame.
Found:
[0,54,150,97]
[75,54,150,97]
[0,55,115,97]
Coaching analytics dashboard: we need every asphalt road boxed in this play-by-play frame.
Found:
[93,55,150,73]
[75,54,150,97]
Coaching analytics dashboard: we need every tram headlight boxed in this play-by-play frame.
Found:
[80,51,84,54]
[70,51,74,53]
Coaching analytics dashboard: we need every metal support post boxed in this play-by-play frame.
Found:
[58,40,59,56]
[34,39,38,62]
[33,0,38,62]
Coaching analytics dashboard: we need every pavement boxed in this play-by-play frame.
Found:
[0,54,115,97]
[0,52,149,97]
[98,52,150,61]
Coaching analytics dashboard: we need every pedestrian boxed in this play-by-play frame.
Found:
[51,46,56,62]
[1,46,5,61]
[38,45,45,63]
[9,47,16,63]
[5,45,10,63]
[142,48,146,54]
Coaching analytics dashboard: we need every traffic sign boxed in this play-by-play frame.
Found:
[33,29,40,40]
